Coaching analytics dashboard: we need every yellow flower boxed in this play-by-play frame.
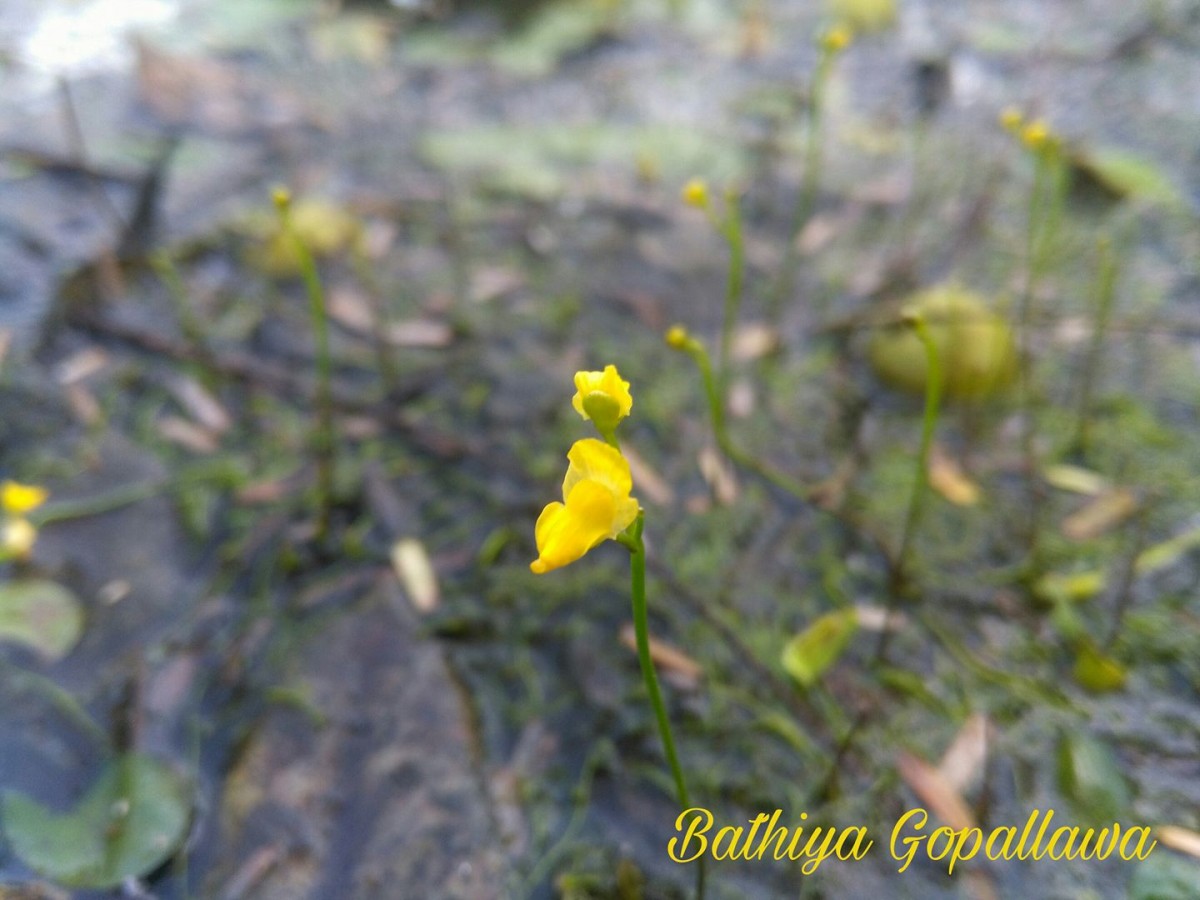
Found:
[1020,119,1054,153]
[2,518,37,558]
[681,178,710,209]
[572,365,633,431]
[664,325,691,349]
[820,25,852,53]
[531,439,640,574]
[999,106,1023,133]
[1,481,48,516]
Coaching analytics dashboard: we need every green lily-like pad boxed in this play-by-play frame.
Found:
[2,754,191,889]
[1071,147,1184,209]
[781,609,858,688]
[0,579,84,662]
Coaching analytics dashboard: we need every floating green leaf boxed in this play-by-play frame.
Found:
[1071,147,1184,208]
[1135,525,1200,575]
[0,579,84,662]
[2,754,191,889]
[1073,641,1127,693]
[1056,732,1131,825]
[1034,569,1106,606]
[781,609,858,688]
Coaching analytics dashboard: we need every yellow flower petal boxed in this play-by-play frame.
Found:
[531,439,641,574]
[571,365,633,424]
[1,481,48,516]
[530,483,614,574]
[562,439,632,503]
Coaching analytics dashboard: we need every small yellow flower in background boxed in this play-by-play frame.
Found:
[2,519,37,559]
[531,439,640,574]
[681,178,710,209]
[819,24,852,53]
[572,365,633,432]
[999,106,1023,133]
[271,185,292,212]
[664,325,691,349]
[1,481,48,516]
[1020,119,1055,154]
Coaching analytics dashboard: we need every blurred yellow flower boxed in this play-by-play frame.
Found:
[572,365,633,430]
[681,178,710,208]
[820,25,852,53]
[664,325,690,349]
[999,106,1023,133]
[531,439,640,574]
[1020,119,1054,153]
[2,518,37,558]
[1,481,48,516]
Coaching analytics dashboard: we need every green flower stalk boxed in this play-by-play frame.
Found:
[530,366,704,897]
[273,187,336,543]
[1010,115,1068,561]
[680,181,745,393]
[873,311,942,663]
[894,311,942,588]
[1072,236,1118,456]
[772,24,853,319]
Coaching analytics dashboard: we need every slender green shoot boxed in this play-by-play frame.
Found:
[895,313,943,580]
[151,250,208,357]
[274,187,336,544]
[772,27,850,320]
[618,512,705,899]
[717,187,745,392]
[1072,236,1118,456]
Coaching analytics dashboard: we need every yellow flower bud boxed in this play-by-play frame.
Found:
[999,106,1023,133]
[2,518,37,558]
[271,185,292,213]
[681,178,710,209]
[664,325,691,349]
[819,25,852,53]
[1020,119,1053,153]
[1,481,48,516]
[531,439,640,574]
[572,365,633,429]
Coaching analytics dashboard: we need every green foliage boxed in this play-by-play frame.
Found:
[1056,731,1132,825]
[780,609,858,688]
[0,579,83,662]
[2,754,191,889]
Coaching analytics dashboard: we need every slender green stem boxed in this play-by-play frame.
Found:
[1072,236,1118,456]
[151,250,208,356]
[718,190,745,392]
[277,197,336,543]
[1016,146,1065,562]
[626,515,689,807]
[772,49,836,320]
[622,513,704,898]
[895,315,942,576]
[872,315,941,665]
[681,336,819,500]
